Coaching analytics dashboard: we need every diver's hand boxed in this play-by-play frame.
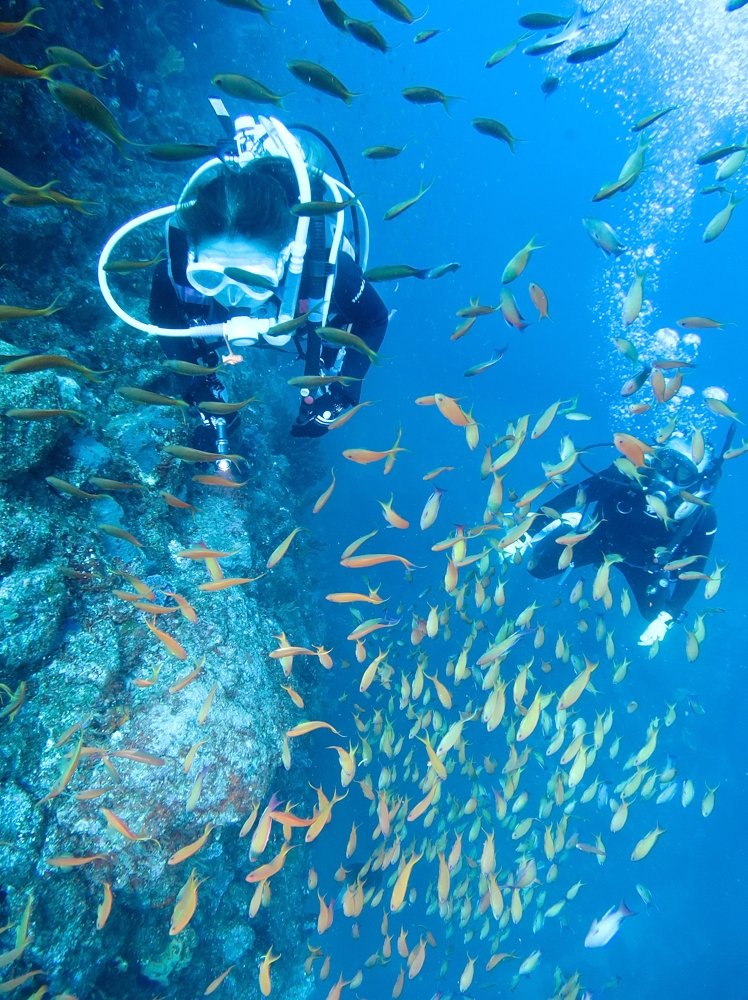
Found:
[638,611,673,647]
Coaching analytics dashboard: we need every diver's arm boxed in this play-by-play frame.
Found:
[149,260,189,330]
[150,261,223,402]
[329,252,388,403]
[638,506,718,644]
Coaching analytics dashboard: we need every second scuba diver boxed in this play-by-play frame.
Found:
[524,428,734,646]
[100,112,387,458]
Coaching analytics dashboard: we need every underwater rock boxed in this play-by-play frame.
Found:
[0,344,65,481]
[0,564,68,671]
[140,929,197,985]
[0,499,55,571]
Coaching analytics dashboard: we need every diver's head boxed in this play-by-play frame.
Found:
[177,159,298,309]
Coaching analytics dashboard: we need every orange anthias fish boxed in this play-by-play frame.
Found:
[378,494,410,529]
[266,527,306,568]
[306,789,348,842]
[259,947,281,996]
[163,592,198,622]
[102,807,157,844]
[146,616,187,660]
[246,842,296,883]
[249,793,283,859]
[286,721,342,738]
[170,868,207,935]
[434,393,470,427]
[167,823,215,866]
[614,432,655,468]
[198,574,265,592]
[326,587,387,604]
[96,883,113,930]
[343,446,407,465]
[313,468,336,513]
[327,399,374,430]
[340,553,423,569]
[159,491,203,517]
[47,854,108,868]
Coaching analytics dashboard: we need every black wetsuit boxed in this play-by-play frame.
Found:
[526,464,717,621]
[149,243,388,411]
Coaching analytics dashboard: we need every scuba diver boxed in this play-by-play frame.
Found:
[98,108,387,458]
[525,427,735,646]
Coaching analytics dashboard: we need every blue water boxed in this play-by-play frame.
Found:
[266,1,748,997]
[3,0,747,997]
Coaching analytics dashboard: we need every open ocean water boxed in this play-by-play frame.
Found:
[0,0,746,998]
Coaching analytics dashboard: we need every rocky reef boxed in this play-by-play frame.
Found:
[0,3,326,993]
[1,332,325,998]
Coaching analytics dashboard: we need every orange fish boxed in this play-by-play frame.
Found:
[205,965,235,994]
[169,658,205,693]
[267,527,306,568]
[170,868,206,935]
[177,546,237,560]
[343,446,407,465]
[306,788,348,843]
[198,575,265,591]
[96,883,113,930]
[102,808,156,844]
[258,947,280,996]
[250,793,283,859]
[614,432,654,468]
[116,572,155,598]
[0,53,58,79]
[163,592,198,622]
[269,645,317,658]
[159,491,202,517]
[281,683,305,708]
[341,553,423,569]
[434,393,470,427]
[341,528,378,559]
[378,494,410,529]
[286,721,341,737]
[132,665,162,688]
[197,683,217,726]
[108,749,165,765]
[313,468,336,513]
[423,466,454,480]
[132,601,177,615]
[146,616,187,660]
[325,588,386,604]
[324,972,351,1000]
[192,475,249,489]
[0,7,43,36]
[47,854,107,868]
[246,842,296,883]
[168,823,215,865]
[98,523,144,548]
[327,399,374,430]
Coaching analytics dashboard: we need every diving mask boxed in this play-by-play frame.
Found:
[186,242,290,308]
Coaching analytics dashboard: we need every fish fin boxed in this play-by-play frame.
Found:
[618,899,637,917]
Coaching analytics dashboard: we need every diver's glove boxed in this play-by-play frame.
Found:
[638,611,673,647]
[290,384,352,438]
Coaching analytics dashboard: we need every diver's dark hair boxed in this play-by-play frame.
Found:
[177,159,298,250]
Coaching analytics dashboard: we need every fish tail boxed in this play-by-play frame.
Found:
[24,7,44,28]
[40,62,62,80]
[43,292,64,316]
